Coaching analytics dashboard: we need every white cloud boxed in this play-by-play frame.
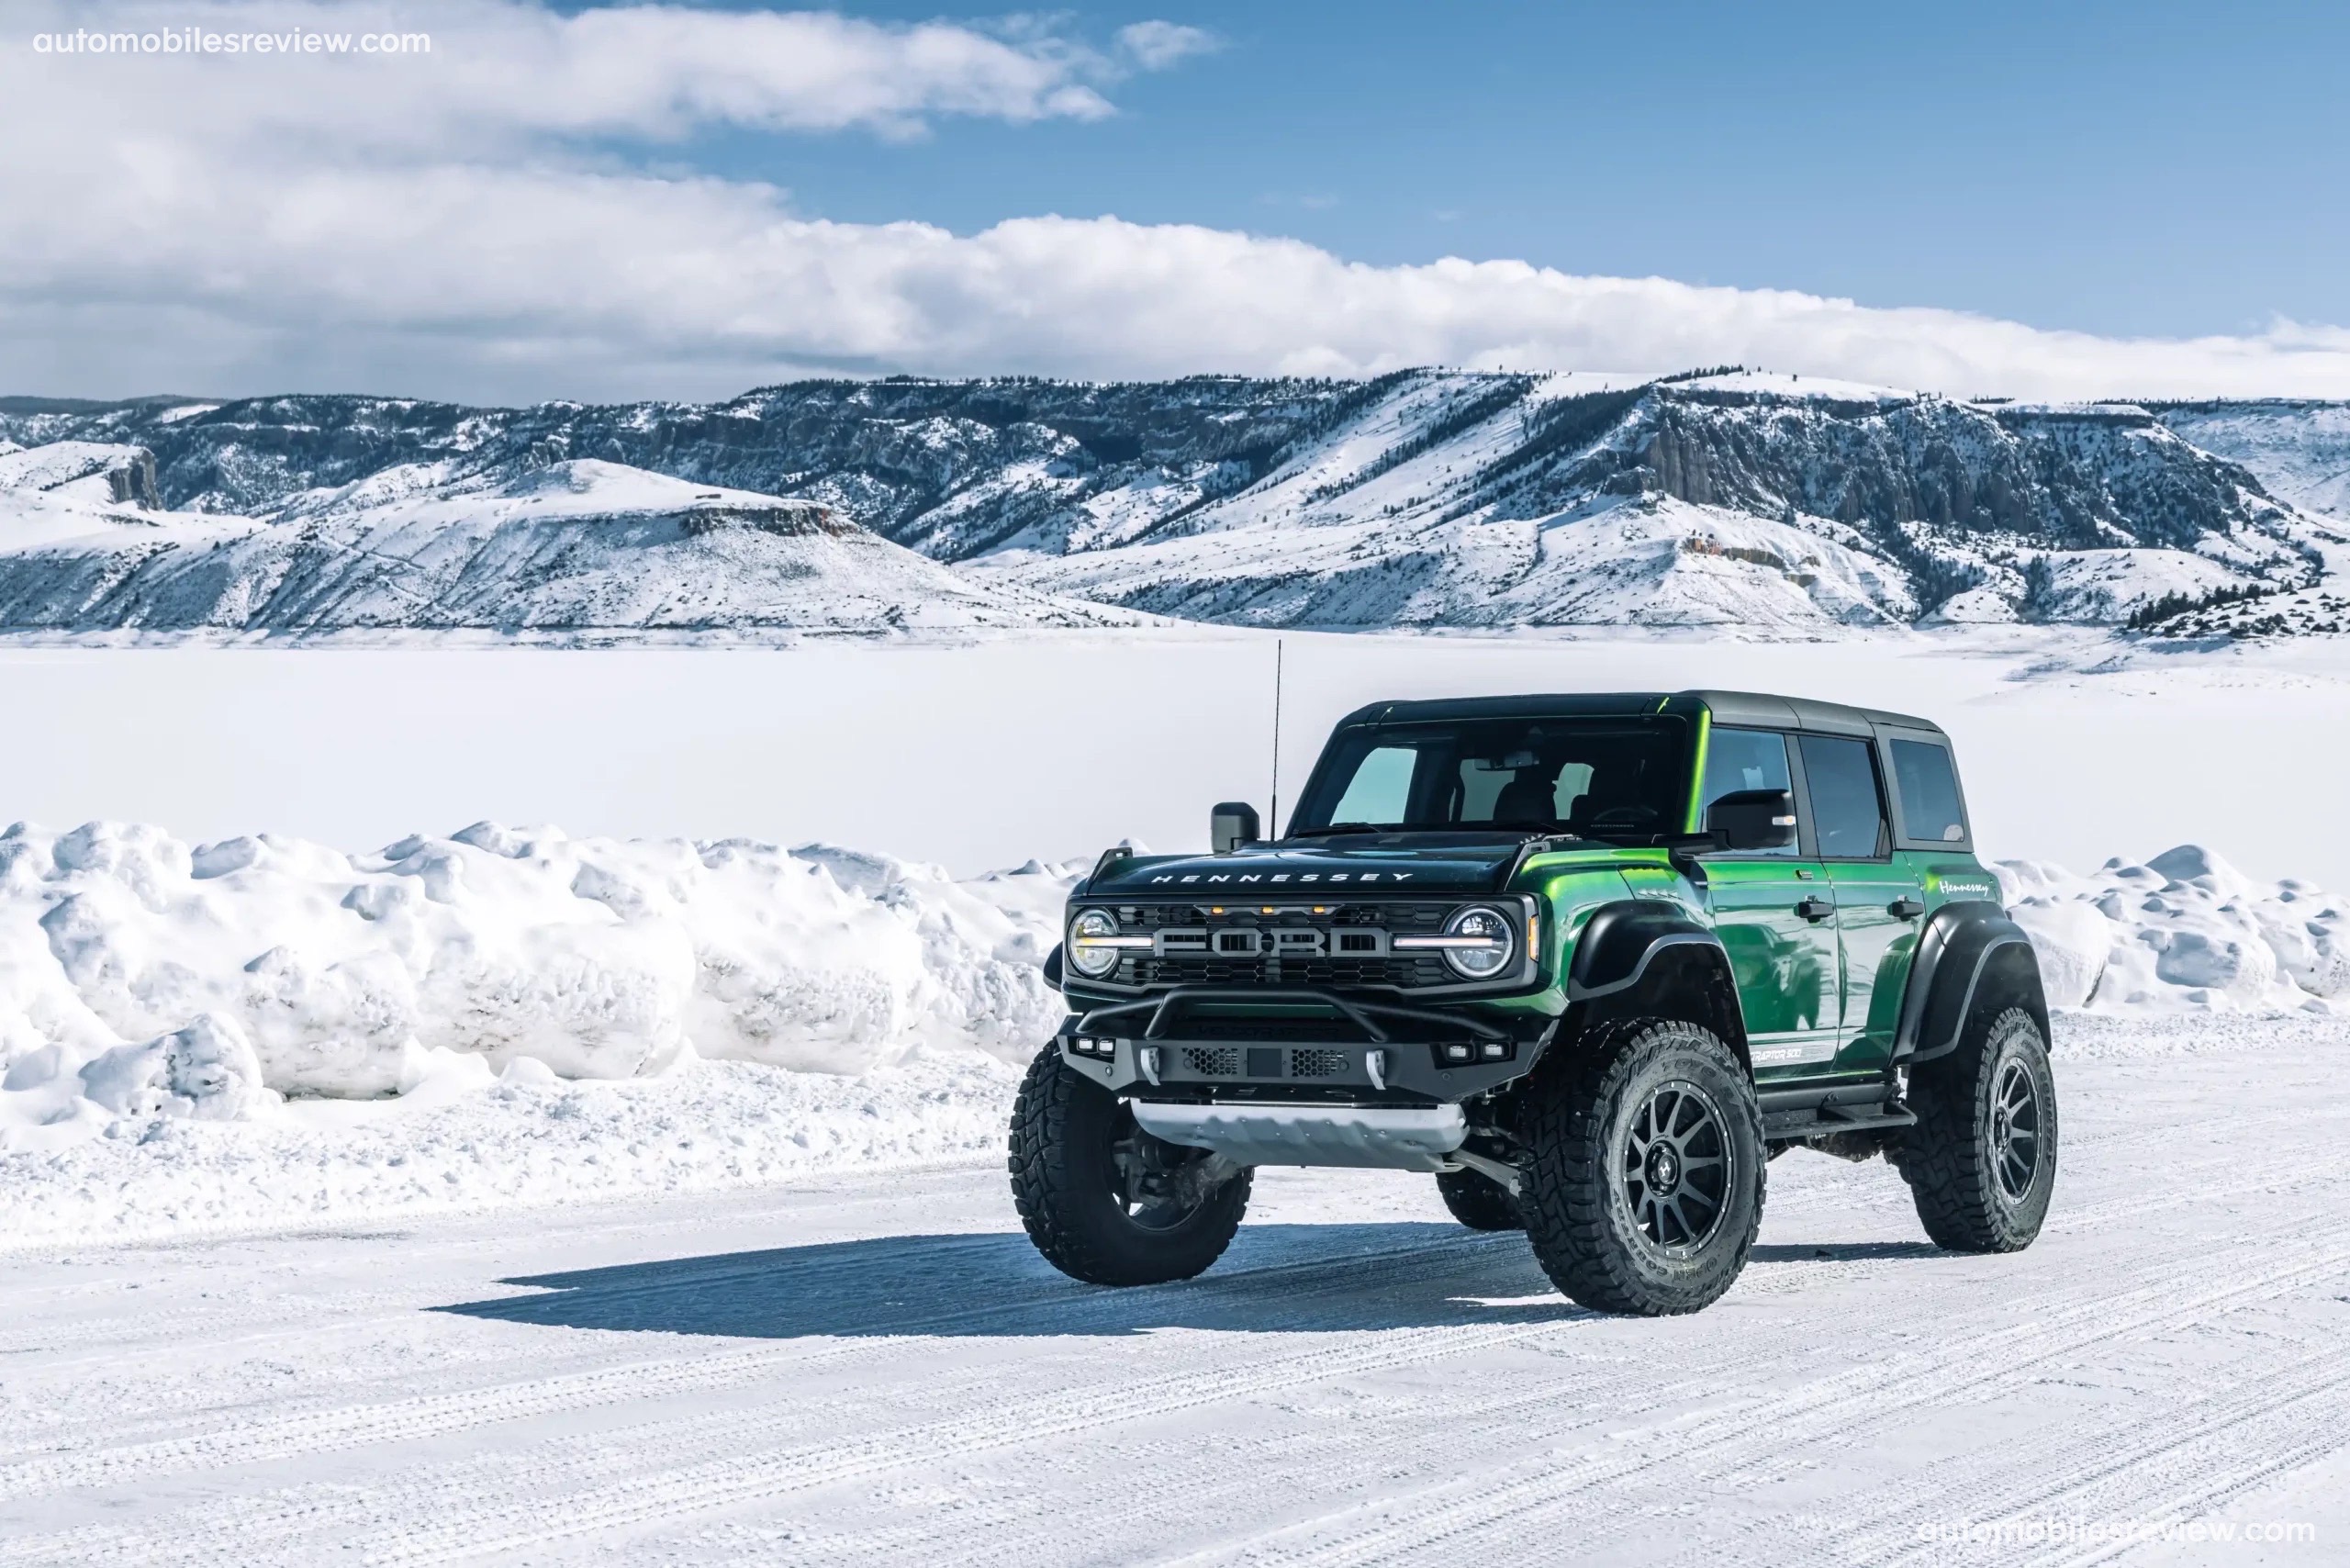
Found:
[1115,20,1218,72]
[6,0,2350,404]
[10,0,1174,148]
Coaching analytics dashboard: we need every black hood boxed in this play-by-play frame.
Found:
[1084,841,1523,898]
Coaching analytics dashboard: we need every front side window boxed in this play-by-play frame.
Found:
[1291,717,1688,838]
[1890,738,1967,844]
[1699,727,1797,857]
[1799,734,1888,858]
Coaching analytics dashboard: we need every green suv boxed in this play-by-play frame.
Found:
[1009,689,2055,1316]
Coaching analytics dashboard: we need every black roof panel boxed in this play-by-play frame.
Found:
[1332,689,1943,736]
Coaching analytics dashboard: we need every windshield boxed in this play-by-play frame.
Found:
[1287,716,1692,839]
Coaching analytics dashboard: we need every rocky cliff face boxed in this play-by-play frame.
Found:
[0,440,162,510]
[5,373,2343,635]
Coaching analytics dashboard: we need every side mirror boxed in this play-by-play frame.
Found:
[1210,801,1261,855]
[1705,789,1796,851]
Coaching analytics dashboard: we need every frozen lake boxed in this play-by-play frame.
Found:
[0,627,2340,885]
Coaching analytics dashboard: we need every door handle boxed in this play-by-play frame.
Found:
[1795,896,1835,923]
[1888,895,1926,921]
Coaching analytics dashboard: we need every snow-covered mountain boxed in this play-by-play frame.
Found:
[2150,401,2350,521]
[0,441,1136,637]
[5,375,2345,636]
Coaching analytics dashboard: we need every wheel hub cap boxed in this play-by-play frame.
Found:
[1109,1109,1216,1232]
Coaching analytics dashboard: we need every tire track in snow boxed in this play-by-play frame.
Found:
[0,1226,1521,1506]
[4,1092,2283,1480]
[149,1201,2350,1565]
[12,1228,1942,1568]
[593,1189,2350,1568]
[13,1070,2339,1565]
[1169,1218,2350,1567]
[1609,1288,2350,1568]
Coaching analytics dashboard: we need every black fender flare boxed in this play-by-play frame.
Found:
[1567,901,1723,999]
[1563,901,1748,1060]
[1042,943,1065,992]
[1893,901,2048,1066]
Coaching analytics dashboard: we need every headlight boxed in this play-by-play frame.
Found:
[1437,904,1517,980]
[1067,908,1147,978]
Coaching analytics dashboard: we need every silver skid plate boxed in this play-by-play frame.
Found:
[1131,1102,1468,1171]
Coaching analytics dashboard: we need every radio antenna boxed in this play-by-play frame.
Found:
[1269,637,1285,838]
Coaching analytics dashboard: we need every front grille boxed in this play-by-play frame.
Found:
[1182,1047,1240,1076]
[1289,1049,1349,1079]
[1130,956,1451,988]
[1099,900,1464,991]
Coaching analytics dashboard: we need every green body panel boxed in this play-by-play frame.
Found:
[1692,857,1839,1075]
[1822,853,1929,1073]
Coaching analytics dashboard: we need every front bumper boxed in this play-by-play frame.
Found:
[1055,985,1554,1103]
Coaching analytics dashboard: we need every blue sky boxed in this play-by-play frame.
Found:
[684,0,2348,341]
[9,0,2349,401]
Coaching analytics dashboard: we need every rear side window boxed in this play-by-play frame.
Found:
[1700,727,1797,857]
[1890,738,1967,844]
[1798,735,1888,858]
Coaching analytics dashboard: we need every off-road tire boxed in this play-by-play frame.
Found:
[1008,1046,1251,1286]
[1895,1007,2057,1252]
[1435,1167,1523,1231]
[1517,1017,1766,1316]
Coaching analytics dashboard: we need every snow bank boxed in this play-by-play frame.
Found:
[1998,845,2346,1014]
[1,1048,1021,1250]
[2,819,2342,1250]
[1,821,1076,1153]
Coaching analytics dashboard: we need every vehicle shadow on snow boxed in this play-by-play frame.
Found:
[432,1223,1589,1339]
[1745,1241,1946,1264]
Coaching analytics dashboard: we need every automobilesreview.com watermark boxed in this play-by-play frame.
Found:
[31,27,430,55]
[1917,1517,2318,1549]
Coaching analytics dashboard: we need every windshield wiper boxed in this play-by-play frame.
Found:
[1281,823,1419,838]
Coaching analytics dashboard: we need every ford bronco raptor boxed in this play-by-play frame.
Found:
[1008,690,2054,1316]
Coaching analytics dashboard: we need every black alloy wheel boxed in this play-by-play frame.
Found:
[1621,1081,1735,1255]
[1989,1056,2044,1203]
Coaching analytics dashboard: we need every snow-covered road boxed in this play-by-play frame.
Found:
[6,1017,2347,1566]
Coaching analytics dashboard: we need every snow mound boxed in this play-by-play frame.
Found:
[0,821,1078,1152]
[1,1049,1022,1249]
[1997,846,2346,1014]
[7,819,2338,1170]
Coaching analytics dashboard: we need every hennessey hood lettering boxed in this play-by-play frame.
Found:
[1086,846,1517,897]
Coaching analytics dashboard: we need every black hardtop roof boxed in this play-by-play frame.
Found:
[1332,689,1944,738]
